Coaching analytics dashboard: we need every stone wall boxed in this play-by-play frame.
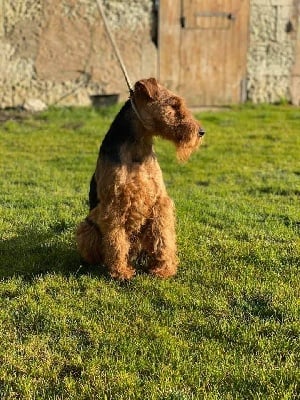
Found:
[0,0,157,108]
[247,0,299,103]
[291,1,300,104]
[0,0,299,107]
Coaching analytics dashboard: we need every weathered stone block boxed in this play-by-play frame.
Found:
[291,76,300,105]
[23,98,47,112]
[247,0,297,103]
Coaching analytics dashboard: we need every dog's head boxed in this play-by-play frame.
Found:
[132,77,205,161]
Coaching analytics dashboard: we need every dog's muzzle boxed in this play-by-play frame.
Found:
[198,128,206,137]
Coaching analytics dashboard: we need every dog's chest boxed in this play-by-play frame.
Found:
[97,158,167,232]
[122,163,165,228]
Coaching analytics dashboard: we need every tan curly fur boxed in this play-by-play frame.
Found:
[76,77,205,280]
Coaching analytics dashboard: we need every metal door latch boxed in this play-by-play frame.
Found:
[195,11,236,20]
[180,11,235,28]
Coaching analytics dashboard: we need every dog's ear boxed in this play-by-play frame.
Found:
[135,78,159,100]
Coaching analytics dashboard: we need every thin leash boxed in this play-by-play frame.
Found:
[95,0,146,126]
[95,0,132,92]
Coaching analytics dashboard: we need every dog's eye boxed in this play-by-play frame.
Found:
[198,128,205,137]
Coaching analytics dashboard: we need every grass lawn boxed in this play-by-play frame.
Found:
[0,104,299,399]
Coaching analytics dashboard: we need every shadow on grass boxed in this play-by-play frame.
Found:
[0,226,106,280]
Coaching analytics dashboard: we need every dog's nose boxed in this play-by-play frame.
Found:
[198,127,205,137]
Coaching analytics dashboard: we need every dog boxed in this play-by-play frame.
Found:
[76,77,205,280]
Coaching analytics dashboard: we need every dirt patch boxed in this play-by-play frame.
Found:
[0,109,29,123]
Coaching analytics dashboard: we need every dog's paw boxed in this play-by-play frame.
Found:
[148,264,177,279]
[109,266,136,281]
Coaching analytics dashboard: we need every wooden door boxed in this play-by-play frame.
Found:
[159,0,250,106]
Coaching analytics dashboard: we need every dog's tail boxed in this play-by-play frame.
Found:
[76,217,103,265]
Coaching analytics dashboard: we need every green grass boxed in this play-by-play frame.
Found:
[0,104,299,399]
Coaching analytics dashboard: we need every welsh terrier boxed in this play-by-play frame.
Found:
[76,77,205,280]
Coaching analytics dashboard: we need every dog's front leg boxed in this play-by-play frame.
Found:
[142,196,179,278]
[101,227,135,280]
